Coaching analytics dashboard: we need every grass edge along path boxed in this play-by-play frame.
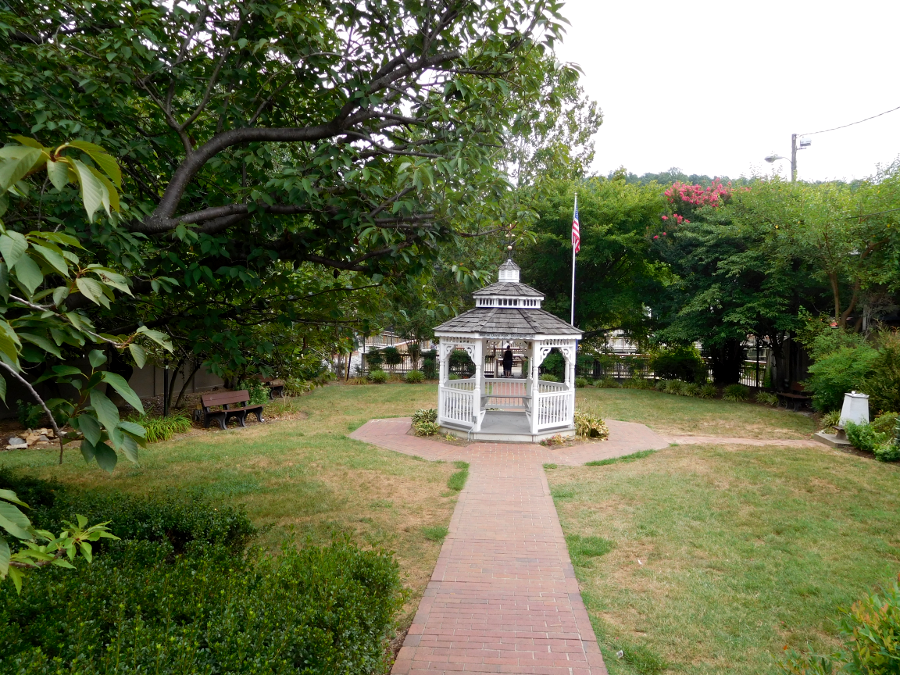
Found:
[547,442,900,675]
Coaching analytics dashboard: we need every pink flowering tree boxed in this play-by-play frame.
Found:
[653,179,737,239]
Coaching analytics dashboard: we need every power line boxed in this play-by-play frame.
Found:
[801,105,900,137]
[844,206,900,220]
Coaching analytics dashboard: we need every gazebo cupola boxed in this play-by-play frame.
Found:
[433,258,582,443]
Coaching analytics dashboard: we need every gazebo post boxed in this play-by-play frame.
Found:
[529,339,541,435]
[473,339,484,431]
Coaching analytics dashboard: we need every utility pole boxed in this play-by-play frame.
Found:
[790,133,798,182]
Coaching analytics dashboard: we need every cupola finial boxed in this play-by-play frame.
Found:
[498,258,520,283]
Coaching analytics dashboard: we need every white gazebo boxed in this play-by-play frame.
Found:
[433,259,582,442]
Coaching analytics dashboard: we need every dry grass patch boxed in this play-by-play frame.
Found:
[549,443,900,675]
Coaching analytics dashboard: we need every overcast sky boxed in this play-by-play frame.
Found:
[554,0,900,182]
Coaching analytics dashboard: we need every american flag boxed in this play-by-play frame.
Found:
[572,198,580,254]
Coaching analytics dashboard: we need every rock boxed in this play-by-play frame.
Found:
[8,437,25,445]
[38,435,50,442]
[6,443,27,450]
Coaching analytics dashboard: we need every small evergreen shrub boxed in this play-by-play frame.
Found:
[540,374,560,382]
[805,344,879,412]
[283,376,314,396]
[654,379,667,391]
[844,421,891,456]
[574,377,588,388]
[381,346,402,371]
[596,377,618,388]
[364,347,384,371]
[623,377,651,390]
[681,383,700,397]
[722,384,749,402]
[541,352,566,380]
[413,421,441,437]
[448,372,460,381]
[368,369,388,384]
[664,379,685,395]
[755,391,779,407]
[649,345,707,383]
[405,370,425,384]
[871,411,899,435]
[236,379,270,405]
[422,351,438,380]
[697,384,718,399]
[574,409,610,440]
[863,330,900,414]
[412,409,437,425]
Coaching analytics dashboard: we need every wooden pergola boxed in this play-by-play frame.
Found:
[433,259,582,442]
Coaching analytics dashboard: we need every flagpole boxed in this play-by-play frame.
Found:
[571,193,577,326]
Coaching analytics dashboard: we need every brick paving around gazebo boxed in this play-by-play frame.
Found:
[350,419,818,674]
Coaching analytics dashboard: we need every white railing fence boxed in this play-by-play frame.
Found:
[537,380,567,394]
[439,386,476,427]
[443,378,476,391]
[535,391,573,430]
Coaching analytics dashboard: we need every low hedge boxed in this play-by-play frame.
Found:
[0,472,404,674]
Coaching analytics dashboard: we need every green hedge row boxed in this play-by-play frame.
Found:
[0,470,404,674]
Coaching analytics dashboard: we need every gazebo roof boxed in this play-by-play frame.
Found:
[472,281,544,298]
[434,307,581,337]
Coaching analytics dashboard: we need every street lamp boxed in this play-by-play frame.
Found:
[764,133,811,182]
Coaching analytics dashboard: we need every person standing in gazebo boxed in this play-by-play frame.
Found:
[502,345,513,377]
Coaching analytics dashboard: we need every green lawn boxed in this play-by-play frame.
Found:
[577,388,817,439]
[0,383,449,615]
[546,443,900,675]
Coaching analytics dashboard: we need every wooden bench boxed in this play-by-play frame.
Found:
[776,382,812,411]
[200,390,264,429]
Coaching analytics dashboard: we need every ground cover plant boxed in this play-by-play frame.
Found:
[576,388,815,439]
[547,443,900,675]
[0,384,459,621]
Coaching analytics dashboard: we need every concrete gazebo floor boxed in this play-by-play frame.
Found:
[350,419,822,674]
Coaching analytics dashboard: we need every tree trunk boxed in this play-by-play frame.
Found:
[708,339,745,385]
[175,360,203,408]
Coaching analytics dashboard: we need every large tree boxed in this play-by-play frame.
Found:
[0,0,571,372]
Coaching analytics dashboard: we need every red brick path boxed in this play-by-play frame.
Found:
[350,419,815,674]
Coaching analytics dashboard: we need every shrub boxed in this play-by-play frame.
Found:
[844,421,891,456]
[381,346,402,371]
[413,421,441,437]
[681,383,700,397]
[664,379,685,395]
[412,409,437,425]
[872,412,899,435]
[623,377,651,390]
[596,377,618,388]
[236,379,270,405]
[805,344,879,412]
[283,376,314,396]
[654,379,667,391]
[574,409,610,440]
[820,409,841,431]
[756,391,779,407]
[448,349,475,377]
[368,369,388,384]
[722,384,749,402]
[127,412,192,443]
[405,370,425,384]
[422,350,438,380]
[448,372,460,381]
[15,399,43,429]
[778,574,900,674]
[863,330,900,414]
[697,383,718,399]
[574,377,588,388]
[649,345,707,383]
[540,373,560,382]
[541,351,566,380]
[364,347,384,371]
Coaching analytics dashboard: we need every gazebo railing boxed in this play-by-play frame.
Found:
[439,385,476,427]
[537,380,567,394]
[443,379,477,391]
[535,390,573,430]
[482,378,528,410]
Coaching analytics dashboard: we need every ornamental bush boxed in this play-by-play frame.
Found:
[0,475,404,674]
[755,391,779,407]
[412,409,438,425]
[574,377,589,388]
[650,346,707,383]
[805,343,878,412]
[540,374,559,382]
[722,384,749,402]
[368,369,388,384]
[697,383,718,399]
[405,370,425,384]
[574,409,609,440]
[844,421,890,456]
[863,331,900,414]
[541,352,566,380]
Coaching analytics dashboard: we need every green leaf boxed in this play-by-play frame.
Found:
[88,349,106,368]
[0,501,32,539]
[80,437,96,463]
[52,285,69,307]
[0,146,42,190]
[0,489,27,507]
[89,389,119,432]
[117,420,147,438]
[136,326,173,351]
[0,535,9,577]
[11,253,43,296]
[52,364,82,377]
[75,277,107,307]
[87,165,119,213]
[68,140,122,187]
[118,431,139,464]
[0,374,5,403]
[19,333,62,358]
[9,136,44,150]
[93,443,117,473]
[128,343,146,368]
[70,158,107,221]
[7,565,23,593]
[78,412,102,446]
[30,243,69,277]
[46,159,70,191]
[101,371,143,414]
[0,232,28,268]
[0,261,8,302]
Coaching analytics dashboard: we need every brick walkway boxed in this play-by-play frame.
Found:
[350,419,815,674]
